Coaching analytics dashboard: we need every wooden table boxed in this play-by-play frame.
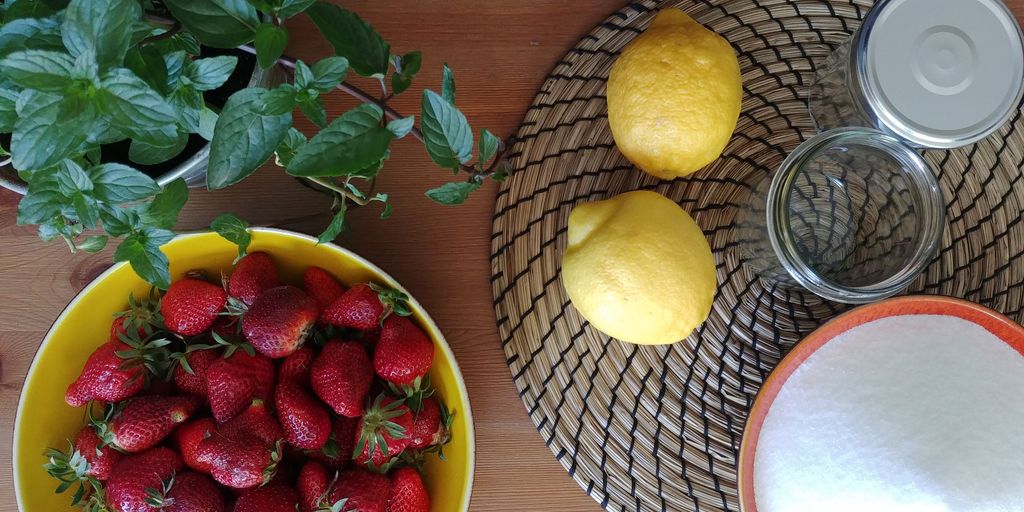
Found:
[3,2,1024,511]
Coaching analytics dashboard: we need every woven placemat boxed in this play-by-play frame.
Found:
[490,0,1024,510]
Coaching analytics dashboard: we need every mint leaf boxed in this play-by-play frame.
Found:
[317,201,347,244]
[11,91,90,170]
[299,96,327,128]
[0,88,20,131]
[421,89,472,171]
[198,106,218,140]
[17,186,62,225]
[278,0,315,18]
[90,163,160,202]
[114,231,172,290]
[163,0,260,49]
[390,51,421,95]
[0,50,73,91]
[309,56,348,92]
[97,68,178,146]
[478,129,501,165]
[260,84,298,115]
[76,234,108,253]
[274,127,306,167]
[56,159,93,196]
[211,213,251,258]
[286,103,394,177]
[386,116,415,139]
[2,0,61,20]
[129,131,189,166]
[306,2,389,77]
[61,0,138,70]
[293,59,314,90]
[125,46,169,94]
[254,23,288,70]
[169,85,203,133]
[70,191,99,229]
[441,64,455,104]
[0,16,64,58]
[425,180,481,205]
[163,51,188,88]
[184,55,238,91]
[139,178,187,230]
[207,87,292,189]
[99,204,134,236]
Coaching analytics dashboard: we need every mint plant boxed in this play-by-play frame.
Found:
[0,0,507,289]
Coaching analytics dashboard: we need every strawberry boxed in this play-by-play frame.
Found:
[110,290,164,342]
[94,395,202,453]
[275,380,331,450]
[311,340,373,418]
[279,345,316,385]
[174,417,216,473]
[161,277,227,337]
[408,397,452,450]
[242,286,319,358]
[44,424,123,485]
[385,467,430,512]
[228,252,280,306]
[330,469,390,512]
[303,267,345,311]
[309,415,358,470]
[65,338,170,407]
[196,434,282,489]
[172,349,218,397]
[373,316,434,386]
[206,351,275,423]
[321,284,385,330]
[235,485,298,512]
[354,395,413,468]
[106,447,183,512]
[297,460,332,512]
[221,398,283,447]
[148,472,225,512]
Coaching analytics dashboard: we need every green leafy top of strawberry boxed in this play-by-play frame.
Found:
[313,471,348,512]
[386,375,433,413]
[88,404,123,452]
[186,331,255,360]
[112,332,175,384]
[356,394,409,468]
[43,443,109,512]
[113,288,166,338]
[262,440,285,486]
[369,283,413,323]
[142,472,176,508]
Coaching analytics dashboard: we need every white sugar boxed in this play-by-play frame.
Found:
[754,314,1024,512]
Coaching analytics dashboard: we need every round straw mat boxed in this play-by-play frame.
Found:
[490,1,1024,511]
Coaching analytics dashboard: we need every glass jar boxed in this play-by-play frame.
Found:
[737,128,945,304]
[808,0,1024,149]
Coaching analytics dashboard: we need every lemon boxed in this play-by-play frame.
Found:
[562,190,716,345]
[607,9,742,179]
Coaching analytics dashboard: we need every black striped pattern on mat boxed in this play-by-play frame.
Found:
[491,0,1024,510]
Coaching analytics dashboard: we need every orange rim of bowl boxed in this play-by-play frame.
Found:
[14,228,476,512]
[737,295,1024,512]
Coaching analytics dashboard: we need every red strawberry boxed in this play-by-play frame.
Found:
[279,345,316,385]
[408,397,452,450]
[385,467,430,512]
[110,290,164,342]
[275,380,331,450]
[173,349,218,397]
[196,433,281,489]
[65,339,170,407]
[106,447,183,512]
[330,469,390,512]
[235,485,298,512]
[374,316,434,386]
[310,416,358,470]
[161,278,227,337]
[154,472,225,512]
[174,417,216,473]
[110,316,150,343]
[354,395,413,468]
[303,266,345,311]
[297,460,331,512]
[206,351,275,423]
[210,315,241,339]
[221,398,283,447]
[228,252,280,306]
[95,395,201,453]
[311,340,373,418]
[44,425,123,484]
[321,284,385,330]
[242,286,319,359]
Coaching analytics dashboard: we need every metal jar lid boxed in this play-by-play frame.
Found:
[853,0,1024,148]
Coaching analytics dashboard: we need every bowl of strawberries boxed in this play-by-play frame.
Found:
[13,228,474,512]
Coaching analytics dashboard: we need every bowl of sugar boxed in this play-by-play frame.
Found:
[739,295,1024,512]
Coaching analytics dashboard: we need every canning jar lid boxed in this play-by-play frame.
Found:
[855,0,1024,148]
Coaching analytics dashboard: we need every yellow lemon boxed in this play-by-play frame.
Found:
[607,8,742,179]
[562,190,716,345]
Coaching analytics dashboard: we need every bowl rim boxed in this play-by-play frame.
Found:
[736,295,1024,512]
[14,227,476,512]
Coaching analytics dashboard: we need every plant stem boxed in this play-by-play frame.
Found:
[141,18,181,44]
[307,177,371,206]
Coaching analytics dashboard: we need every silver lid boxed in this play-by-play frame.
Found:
[855,0,1024,148]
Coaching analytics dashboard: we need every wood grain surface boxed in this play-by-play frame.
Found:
[2,1,1023,511]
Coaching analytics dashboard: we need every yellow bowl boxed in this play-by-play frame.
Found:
[14,228,475,511]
